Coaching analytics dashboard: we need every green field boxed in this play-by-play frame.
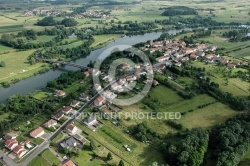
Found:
[41,149,60,165]
[91,34,122,49]
[0,50,49,83]
[178,102,239,129]
[239,152,250,166]
[27,156,50,166]
[190,61,250,97]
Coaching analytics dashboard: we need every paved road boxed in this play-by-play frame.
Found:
[0,82,114,166]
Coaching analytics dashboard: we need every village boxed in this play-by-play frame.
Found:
[0,38,249,166]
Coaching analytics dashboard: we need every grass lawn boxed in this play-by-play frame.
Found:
[91,34,122,48]
[27,156,50,166]
[42,149,60,165]
[51,132,64,144]
[178,102,239,129]
[0,44,15,53]
[32,91,48,100]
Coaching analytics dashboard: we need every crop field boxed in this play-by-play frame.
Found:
[178,102,239,129]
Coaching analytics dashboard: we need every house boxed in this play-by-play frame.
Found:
[103,90,117,100]
[190,53,199,60]
[4,133,18,140]
[58,159,76,166]
[94,84,102,91]
[54,90,66,97]
[206,46,217,51]
[66,123,78,134]
[79,93,89,101]
[83,71,89,77]
[181,57,190,62]
[94,95,106,106]
[60,137,78,149]
[52,111,64,121]
[185,48,194,54]
[102,75,114,82]
[196,51,205,57]
[134,64,141,69]
[84,116,97,126]
[227,63,236,69]
[70,100,80,108]
[30,127,44,138]
[44,119,57,128]
[13,145,26,158]
[126,75,137,82]
[119,63,130,70]
[156,56,169,62]
[165,61,172,68]
[62,106,73,115]
[5,139,18,150]
[118,78,127,86]
[175,62,182,67]
[111,83,122,92]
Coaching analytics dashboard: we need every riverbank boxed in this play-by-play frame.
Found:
[0,34,122,87]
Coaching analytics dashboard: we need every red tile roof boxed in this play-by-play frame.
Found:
[30,127,44,138]
[58,159,75,166]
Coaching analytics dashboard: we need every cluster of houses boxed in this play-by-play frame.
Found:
[4,133,31,158]
[21,9,66,17]
[141,39,246,69]
[66,10,114,20]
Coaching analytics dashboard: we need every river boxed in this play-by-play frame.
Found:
[0,29,191,103]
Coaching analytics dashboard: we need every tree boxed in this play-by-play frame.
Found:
[107,152,113,161]
[118,160,124,166]
[0,61,6,67]
[90,141,95,151]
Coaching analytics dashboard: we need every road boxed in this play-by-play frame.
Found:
[0,82,114,166]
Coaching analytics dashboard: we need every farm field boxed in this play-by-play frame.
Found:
[190,61,250,97]
[74,120,165,166]
[178,102,239,129]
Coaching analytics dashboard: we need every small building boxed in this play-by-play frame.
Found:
[5,139,18,151]
[94,84,102,92]
[54,90,66,97]
[4,133,18,140]
[13,145,26,158]
[30,127,44,138]
[60,137,77,149]
[66,124,78,134]
[83,71,89,77]
[227,63,236,69]
[175,62,182,67]
[44,119,57,128]
[52,111,64,121]
[156,56,170,62]
[62,106,73,115]
[190,53,199,60]
[58,159,76,166]
[94,96,106,107]
[79,93,89,101]
[70,100,80,108]
[84,116,97,126]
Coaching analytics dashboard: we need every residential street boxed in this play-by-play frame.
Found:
[0,82,114,166]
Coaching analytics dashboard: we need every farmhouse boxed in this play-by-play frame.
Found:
[30,127,44,138]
